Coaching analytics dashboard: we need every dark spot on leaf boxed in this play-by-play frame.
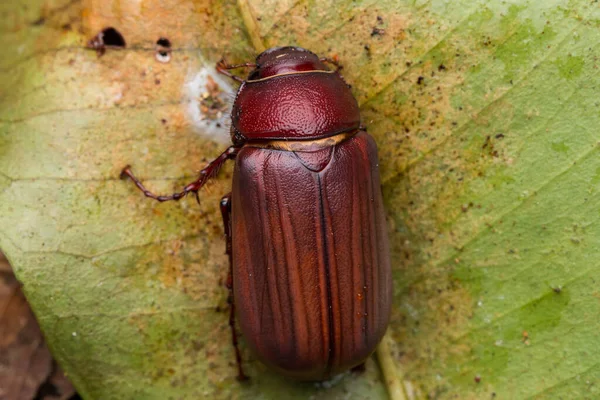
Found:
[87,27,126,56]
[101,27,126,47]
[155,38,172,63]
[482,135,491,149]
[371,27,385,37]
[156,37,171,48]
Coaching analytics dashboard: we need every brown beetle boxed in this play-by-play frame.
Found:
[121,46,392,381]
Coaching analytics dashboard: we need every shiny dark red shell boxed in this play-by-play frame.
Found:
[228,47,391,380]
[232,132,392,380]
[231,47,360,141]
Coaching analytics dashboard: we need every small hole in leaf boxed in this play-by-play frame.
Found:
[155,37,172,63]
[87,27,126,56]
[156,37,171,48]
[102,27,126,47]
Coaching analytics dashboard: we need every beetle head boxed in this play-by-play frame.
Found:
[248,46,329,80]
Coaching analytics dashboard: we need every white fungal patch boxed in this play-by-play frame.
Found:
[314,371,348,388]
[183,66,235,143]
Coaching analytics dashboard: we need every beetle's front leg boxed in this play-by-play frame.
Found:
[216,59,256,83]
[120,146,239,202]
[220,193,249,381]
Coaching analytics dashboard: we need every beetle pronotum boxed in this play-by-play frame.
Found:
[121,46,392,381]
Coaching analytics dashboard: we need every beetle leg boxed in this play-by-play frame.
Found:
[217,59,257,70]
[120,146,239,202]
[220,193,249,381]
[216,59,256,83]
[319,57,343,72]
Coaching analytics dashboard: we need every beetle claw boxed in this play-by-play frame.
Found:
[119,165,132,180]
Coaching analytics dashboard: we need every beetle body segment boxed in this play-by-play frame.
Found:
[230,47,360,143]
[232,131,391,380]
[233,73,361,141]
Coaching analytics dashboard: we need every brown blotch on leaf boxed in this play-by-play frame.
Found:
[522,330,530,345]
[371,27,386,37]
[199,75,228,120]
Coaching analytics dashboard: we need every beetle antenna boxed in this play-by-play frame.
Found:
[216,59,256,83]
[120,146,240,202]
[218,59,257,70]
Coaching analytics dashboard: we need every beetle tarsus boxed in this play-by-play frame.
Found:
[119,165,132,180]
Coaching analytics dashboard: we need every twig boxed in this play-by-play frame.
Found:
[376,331,408,400]
[237,0,265,53]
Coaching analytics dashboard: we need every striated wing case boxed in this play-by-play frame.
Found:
[231,131,391,380]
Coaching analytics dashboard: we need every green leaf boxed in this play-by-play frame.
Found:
[2,0,599,398]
